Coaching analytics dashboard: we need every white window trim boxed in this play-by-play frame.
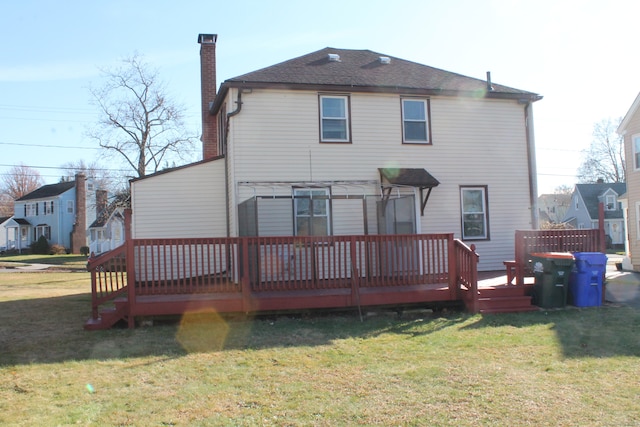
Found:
[460,186,489,240]
[605,194,616,211]
[319,95,350,142]
[401,98,430,144]
[634,134,640,171]
[67,200,74,214]
[635,202,640,240]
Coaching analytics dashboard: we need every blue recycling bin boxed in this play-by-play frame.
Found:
[569,252,608,307]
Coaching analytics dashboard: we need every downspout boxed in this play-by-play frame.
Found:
[223,90,243,237]
[524,101,539,229]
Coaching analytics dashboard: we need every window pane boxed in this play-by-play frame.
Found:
[312,199,327,215]
[404,122,427,141]
[311,217,328,236]
[296,198,310,216]
[296,217,311,236]
[462,190,484,213]
[403,100,425,120]
[463,214,485,237]
[322,119,347,140]
[322,98,345,118]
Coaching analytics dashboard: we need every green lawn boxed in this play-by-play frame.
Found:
[0,253,88,270]
[1,271,639,426]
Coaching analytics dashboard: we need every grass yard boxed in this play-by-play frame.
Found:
[1,272,639,426]
[0,253,88,271]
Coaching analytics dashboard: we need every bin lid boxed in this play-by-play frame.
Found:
[530,252,575,260]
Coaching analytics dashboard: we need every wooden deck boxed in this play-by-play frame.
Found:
[86,232,483,329]
[85,216,606,330]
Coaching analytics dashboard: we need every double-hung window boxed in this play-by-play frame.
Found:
[460,186,489,240]
[294,188,330,236]
[634,135,640,170]
[35,225,51,240]
[320,95,350,142]
[402,98,430,143]
[605,195,616,211]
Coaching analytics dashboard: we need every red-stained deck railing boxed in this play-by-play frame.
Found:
[513,228,602,286]
[87,244,127,319]
[87,232,481,327]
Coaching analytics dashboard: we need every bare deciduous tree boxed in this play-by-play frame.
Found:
[577,117,625,183]
[87,54,196,178]
[0,164,44,216]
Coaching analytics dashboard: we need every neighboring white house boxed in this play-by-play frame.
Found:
[0,216,11,252]
[130,34,543,271]
[88,192,127,255]
[562,182,626,247]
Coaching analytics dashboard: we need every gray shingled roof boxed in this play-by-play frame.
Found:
[213,47,541,113]
[16,181,75,201]
[576,183,626,220]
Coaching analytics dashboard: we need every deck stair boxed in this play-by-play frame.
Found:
[477,285,538,314]
[84,298,129,330]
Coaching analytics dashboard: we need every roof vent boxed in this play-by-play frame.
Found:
[328,53,341,62]
[379,56,391,64]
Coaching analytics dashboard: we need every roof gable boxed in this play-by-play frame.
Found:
[214,48,541,113]
[575,183,626,219]
[618,91,640,134]
[16,181,75,201]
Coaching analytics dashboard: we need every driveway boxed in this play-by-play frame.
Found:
[605,255,640,308]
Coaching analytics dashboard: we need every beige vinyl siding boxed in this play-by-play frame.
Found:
[131,160,226,238]
[622,110,640,270]
[226,89,533,270]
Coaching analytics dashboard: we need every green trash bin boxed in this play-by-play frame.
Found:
[530,252,575,308]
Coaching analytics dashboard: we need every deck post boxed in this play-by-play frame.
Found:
[124,209,136,328]
[447,235,457,300]
[240,237,252,312]
[349,236,361,307]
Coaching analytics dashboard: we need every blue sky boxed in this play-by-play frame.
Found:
[1,0,638,194]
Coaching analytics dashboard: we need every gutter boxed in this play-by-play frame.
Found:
[224,90,243,237]
[524,101,540,228]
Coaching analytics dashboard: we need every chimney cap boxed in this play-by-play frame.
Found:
[198,34,218,44]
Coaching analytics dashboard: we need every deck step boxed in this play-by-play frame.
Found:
[84,304,129,330]
[476,285,537,313]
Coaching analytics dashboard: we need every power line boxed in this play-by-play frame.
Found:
[0,141,98,150]
[0,163,132,173]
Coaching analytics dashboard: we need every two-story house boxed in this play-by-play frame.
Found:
[562,182,626,248]
[7,173,96,253]
[129,34,542,271]
[618,92,640,269]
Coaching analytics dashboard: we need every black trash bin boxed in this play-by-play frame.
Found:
[530,252,575,308]
[569,252,607,307]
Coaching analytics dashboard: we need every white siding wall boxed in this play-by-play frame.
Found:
[225,89,534,270]
[131,160,226,238]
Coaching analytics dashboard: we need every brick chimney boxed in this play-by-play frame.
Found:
[96,189,108,216]
[198,33,219,160]
[71,173,87,254]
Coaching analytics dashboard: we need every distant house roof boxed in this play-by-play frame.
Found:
[0,216,11,225]
[89,193,129,229]
[13,218,31,225]
[575,183,627,220]
[16,181,75,201]
[212,47,542,114]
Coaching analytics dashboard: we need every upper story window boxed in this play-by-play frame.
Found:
[634,135,640,170]
[25,203,38,217]
[319,95,350,142]
[294,188,330,236]
[67,200,74,214]
[460,186,489,240]
[605,194,617,211]
[402,98,430,144]
[44,200,54,215]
